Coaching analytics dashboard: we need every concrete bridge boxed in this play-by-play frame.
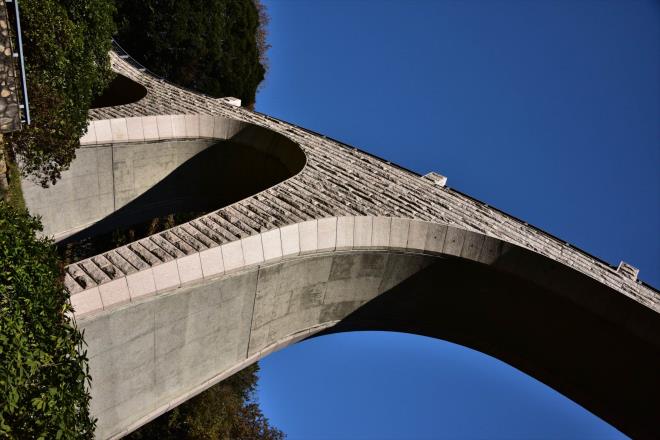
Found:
[21,48,660,439]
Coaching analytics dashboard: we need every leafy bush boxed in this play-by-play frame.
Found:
[0,202,95,439]
[6,0,115,186]
[114,0,267,107]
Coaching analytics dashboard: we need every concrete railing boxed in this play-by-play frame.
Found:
[72,214,656,348]
[70,216,503,316]
[80,114,245,146]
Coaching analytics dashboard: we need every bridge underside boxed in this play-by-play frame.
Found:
[80,249,660,440]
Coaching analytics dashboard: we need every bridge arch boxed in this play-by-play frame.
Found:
[91,73,148,109]
[21,115,305,241]
[75,216,660,439]
[19,47,657,439]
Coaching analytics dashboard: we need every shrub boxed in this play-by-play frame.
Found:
[6,0,115,186]
[0,201,95,439]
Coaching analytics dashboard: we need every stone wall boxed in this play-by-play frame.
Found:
[0,2,20,133]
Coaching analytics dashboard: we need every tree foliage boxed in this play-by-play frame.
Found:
[0,202,95,439]
[114,0,268,107]
[254,0,271,71]
[127,363,284,440]
[6,0,115,186]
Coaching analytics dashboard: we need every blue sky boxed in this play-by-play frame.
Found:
[254,1,658,438]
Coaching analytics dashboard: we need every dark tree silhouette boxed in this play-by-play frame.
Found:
[114,0,269,107]
[127,364,284,440]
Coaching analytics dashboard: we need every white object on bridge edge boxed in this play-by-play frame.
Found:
[423,171,447,187]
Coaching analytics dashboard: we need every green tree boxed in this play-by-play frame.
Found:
[114,0,267,107]
[5,0,115,186]
[127,363,284,440]
[0,201,95,439]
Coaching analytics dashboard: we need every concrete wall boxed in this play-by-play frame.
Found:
[81,251,435,439]
[83,267,258,439]
[20,139,214,239]
[20,115,304,240]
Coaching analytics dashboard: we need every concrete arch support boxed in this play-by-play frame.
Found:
[75,217,660,439]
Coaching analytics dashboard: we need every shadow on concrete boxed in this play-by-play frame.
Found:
[60,138,300,246]
[316,256,660,439]
[91,74,148,108]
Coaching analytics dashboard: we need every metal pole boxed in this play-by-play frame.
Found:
[11,0,29,125]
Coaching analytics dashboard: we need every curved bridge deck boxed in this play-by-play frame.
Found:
[20,47,659,439]
[59,50,656,311]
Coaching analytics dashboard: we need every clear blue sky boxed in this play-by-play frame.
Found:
[253,1,659,438]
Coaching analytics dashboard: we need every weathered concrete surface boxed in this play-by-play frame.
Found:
[20,46,658,439]
[79,243,660,440]
[77,251,471,438]
[22,119,303,240]
[21,139,214,239]
[82,266,258,438]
